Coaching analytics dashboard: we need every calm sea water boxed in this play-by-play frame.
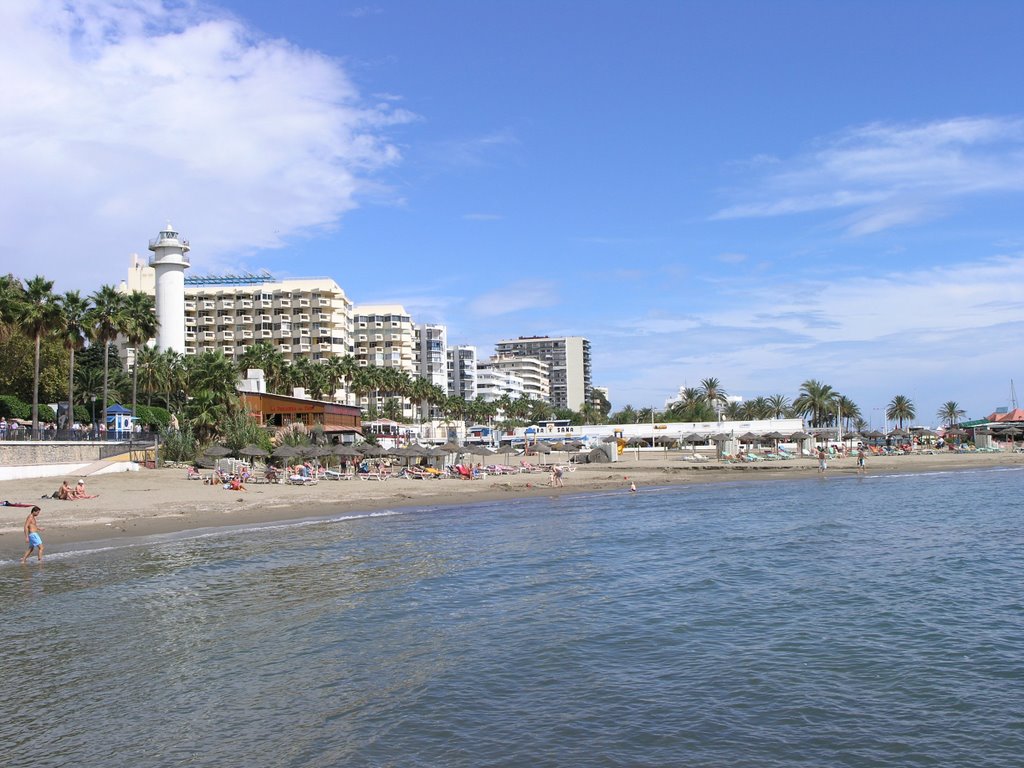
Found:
[2,468,1023,768]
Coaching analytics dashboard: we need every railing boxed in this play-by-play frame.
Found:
[0,428,160,444]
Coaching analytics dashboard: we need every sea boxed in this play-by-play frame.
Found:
[1,467,1023,768]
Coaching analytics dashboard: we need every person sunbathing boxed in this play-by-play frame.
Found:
[71,479,98,499]
[57,480,73,500]
[225,476,247,491]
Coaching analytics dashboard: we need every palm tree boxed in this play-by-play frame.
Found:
[834,395,861,432]
[793,379,838,428]
[122,291,158,424]
[699,377,727,420]
[87,285,127,431]
[767,394,791,419]
[57,290,92,430]
[134,346,165,407]
[886,395,916,430]
[13,276,58,433]
[936,401,965,429]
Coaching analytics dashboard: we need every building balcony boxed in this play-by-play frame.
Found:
[202,331,215,341]
[261,330,273,338]
[241,330,253,339]
[239,315,253,324]
[259,300,273,309]
[185,317,197,327]
[184,346,196,355]
[259,315,273,324]
[199,316,214,325]
[184,301,197,311]
[223,346,235,355]
[274,298,292,308]
[297,298,310,307]
[279,344,292,353]
[239,299,254,309]
[296,314,311,323]
[218,331,235,342]
[299,343,311,352]
[185,331,197,341]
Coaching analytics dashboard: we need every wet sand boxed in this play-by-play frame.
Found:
[3,450,1022,550]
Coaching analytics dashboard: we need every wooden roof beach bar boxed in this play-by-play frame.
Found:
[241,392,362,437]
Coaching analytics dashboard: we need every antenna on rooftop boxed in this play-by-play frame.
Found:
[1012,379,1018,410]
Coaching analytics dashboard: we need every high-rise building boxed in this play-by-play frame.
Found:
[414,323,448,391]
[352,304,416,416]
[125,259,354,363]
[493,336,592,410]
[447,345,477,401]
[477,355,550,402]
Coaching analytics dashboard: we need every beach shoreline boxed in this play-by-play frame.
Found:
[3,450,1023,551]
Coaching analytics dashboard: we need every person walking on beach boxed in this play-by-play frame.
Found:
[857,446,867,474]
[817,447,828,474]
[550,464,564,488]
[20,506,44,563]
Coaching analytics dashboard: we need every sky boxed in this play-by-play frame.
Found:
[2,0,1023,425]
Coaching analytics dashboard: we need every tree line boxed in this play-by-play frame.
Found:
[1,274,969,445]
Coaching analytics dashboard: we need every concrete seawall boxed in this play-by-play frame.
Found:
[0,442,144,481]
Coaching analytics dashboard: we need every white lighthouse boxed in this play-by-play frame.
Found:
[148,224,191,352]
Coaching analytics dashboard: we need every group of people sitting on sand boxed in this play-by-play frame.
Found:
[50,479,98,500]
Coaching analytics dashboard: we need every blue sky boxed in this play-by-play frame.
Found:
[2,1,1023,425]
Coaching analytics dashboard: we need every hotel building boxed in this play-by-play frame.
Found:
[494,336,592,410]
[124,257,355,363]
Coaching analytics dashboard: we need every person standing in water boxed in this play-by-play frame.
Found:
[20,506,44,563]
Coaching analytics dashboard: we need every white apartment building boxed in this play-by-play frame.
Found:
[477,355,550,402]
[123,257,354,363]
[415,323,448,391]
[476,368,527,402]
[447,345,478,401]
[494,336,592,410]
[352,304,417,416]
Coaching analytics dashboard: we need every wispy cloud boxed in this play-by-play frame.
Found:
[714,117,1024,235]
[0,0,413,288]
[468,281,558,317]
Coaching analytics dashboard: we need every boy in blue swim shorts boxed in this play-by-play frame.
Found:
[20,506,44,563]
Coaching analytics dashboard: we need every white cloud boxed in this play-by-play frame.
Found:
[0,0,412,288]
[714,117,1024,235]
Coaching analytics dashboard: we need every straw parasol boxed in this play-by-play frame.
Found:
[440,441,462,452]
[204,444,232,457]
[239,444,269,458]
[333,444,361,457]
[359,443,387,457]
[271,445,298,463]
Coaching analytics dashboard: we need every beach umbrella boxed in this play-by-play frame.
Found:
[271,445,297,465]
[530,442,552,454]
[888,428,910,438]
[739,432,758,443]
[239,444,269,458]
[601,435,619,443]
[440,441,462,452]
[465,444,495,457]
[204,444,232,457]
[765,431,786,440]
[333,444,360,457]
[625,437,646,447]
[549,441,569,452]
[789,431,812,440]
[359,444,386,457]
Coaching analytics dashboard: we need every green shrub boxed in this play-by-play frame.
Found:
[74,405,90,423]
[38,404,56,422]
[135,404,171,429]
[159,424,199,463]
[0,395,30,420]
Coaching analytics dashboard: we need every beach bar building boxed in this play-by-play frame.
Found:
[241,391,362,438]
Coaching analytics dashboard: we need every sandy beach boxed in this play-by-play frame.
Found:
[3,450,1022,550]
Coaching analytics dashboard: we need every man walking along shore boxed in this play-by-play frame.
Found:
[20,506,44,563]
